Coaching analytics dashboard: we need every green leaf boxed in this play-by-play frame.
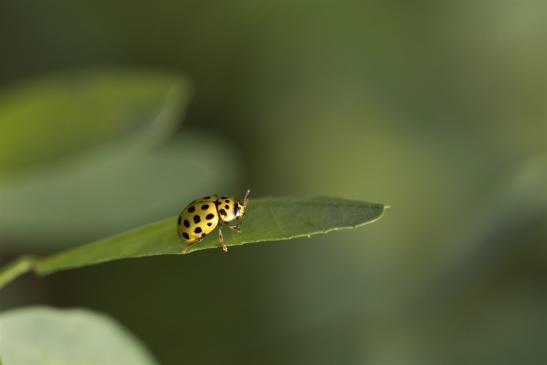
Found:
[0,306,157,365]
[34,197,385,275]
[0,197,385,287]
[0,69,189,177]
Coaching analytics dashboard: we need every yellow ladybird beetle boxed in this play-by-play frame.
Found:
[177,189,251,253]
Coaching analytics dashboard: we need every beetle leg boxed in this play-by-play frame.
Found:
[228,220,241,232]
[180,236,204,254]
[181,243,191,254]
[218,226,228,252]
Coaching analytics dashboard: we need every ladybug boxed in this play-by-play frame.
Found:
[177,189,251,253]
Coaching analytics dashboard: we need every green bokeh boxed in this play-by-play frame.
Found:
[0,0,545,364]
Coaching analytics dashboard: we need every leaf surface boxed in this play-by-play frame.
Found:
[34,197,385,275]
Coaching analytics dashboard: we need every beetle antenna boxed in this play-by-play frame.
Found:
[243,189,251,208]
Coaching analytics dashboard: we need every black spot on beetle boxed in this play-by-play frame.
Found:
[221,196,227,199]
[201,204,209,210]
[183,219,190,228]
[220,209,227,216]
[201,233,206,238]
[225,200,230,203]
[207,222,212,226]
[203,196,210,199]
[188,206,195,213]
[206,213,215,220]
[193,215,201,224]
[194,227,202,234]
[182,232,190,240]
[225,204,230,210]
[177,216,181,225]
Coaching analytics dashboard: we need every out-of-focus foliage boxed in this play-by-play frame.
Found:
[0,70,187,176]
[0,0,545,364]
[0,306,157,365]
[0,71,242,249]
[0,134,241,248]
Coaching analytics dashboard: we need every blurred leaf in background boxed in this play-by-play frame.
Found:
[0,306,158,365]
[0,70,242,250]
[0,70,185,176]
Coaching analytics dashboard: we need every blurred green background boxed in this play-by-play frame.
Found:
[0,0,545,364]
